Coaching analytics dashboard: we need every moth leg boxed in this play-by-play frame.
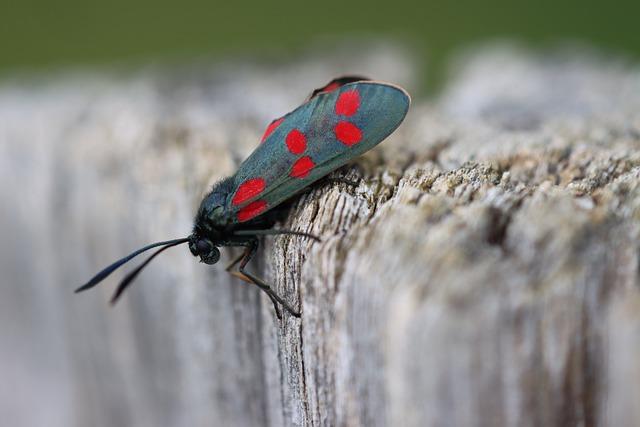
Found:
[229,270,253,283]
[324,177,360,188]
[226,245,281,317]
[226,251,253,283]
[237,241,301,319]
[225,251,245,272]
[293,176,359,201]
[326,165,361,188]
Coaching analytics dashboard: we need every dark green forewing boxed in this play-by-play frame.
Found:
[227,81,410,223]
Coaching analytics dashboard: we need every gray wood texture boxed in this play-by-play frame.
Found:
[2,46,640,426]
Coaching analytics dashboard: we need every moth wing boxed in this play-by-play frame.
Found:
[308,75,370,100]
[228,81,410,223]
[257,77,368,144]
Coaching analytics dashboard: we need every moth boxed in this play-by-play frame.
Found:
[76,76,410,319]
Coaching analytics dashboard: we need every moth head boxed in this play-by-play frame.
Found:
[189,234,221,265]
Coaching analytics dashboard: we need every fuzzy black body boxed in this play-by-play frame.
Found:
[187,177,307,318]
[189,177,286,265]
[189,178,248,262]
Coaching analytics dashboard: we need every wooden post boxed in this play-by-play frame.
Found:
[1,48,639,426]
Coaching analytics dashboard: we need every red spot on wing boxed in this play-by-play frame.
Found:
[237,200,268,222]
[261,118,284,143]
[232,178,266,206]
[335,90,360,116]
[290,156,315,179]
[335,121,362,146]
[286,129,307,154]
[323,82,341,93]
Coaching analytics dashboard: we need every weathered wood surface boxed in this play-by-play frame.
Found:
[2,47,640,427]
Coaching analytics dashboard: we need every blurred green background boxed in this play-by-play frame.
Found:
[2,0,638,90]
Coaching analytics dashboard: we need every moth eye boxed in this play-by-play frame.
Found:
[206,247,221,265]
[199,246,220,265]
[196,239,212,254]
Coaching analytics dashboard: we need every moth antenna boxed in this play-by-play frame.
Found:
[234,229,321,242]
[110,239,188,305]
[75,237,190,293]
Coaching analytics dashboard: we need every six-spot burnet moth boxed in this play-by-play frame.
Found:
[76,76,411,319]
